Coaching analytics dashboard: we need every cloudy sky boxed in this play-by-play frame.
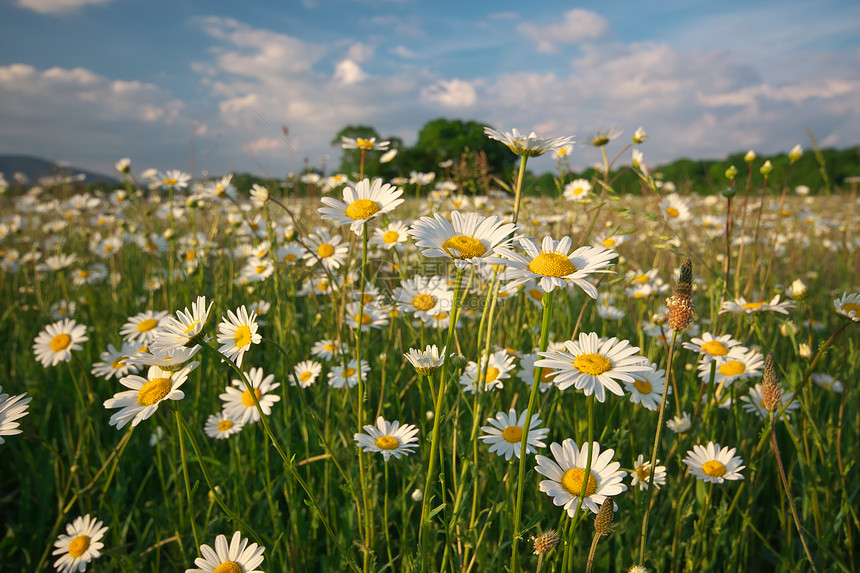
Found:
[1,0,859,178]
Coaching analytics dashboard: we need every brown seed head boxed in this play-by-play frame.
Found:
[667,258,694,331]
[594,498,614,536]
[533,529,560,555]
[761,353,782,411]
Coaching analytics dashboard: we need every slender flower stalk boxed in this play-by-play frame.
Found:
[511,289,554,572]
[586,499,614,573]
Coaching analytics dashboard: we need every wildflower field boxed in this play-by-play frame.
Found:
[1,132,858,573]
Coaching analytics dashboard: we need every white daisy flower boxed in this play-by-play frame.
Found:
[492,236,617,297]
[310,339,342,361]
[302,228,349,271]
[536,332,651,403]
[719,295,795,315]
[120,310,169,345]
[53,514,108,573]
[103,363,196,429]
[345,302,389,331]
[327,359,369,389]
[622,362,668,411]
[535,439,628,515]
[811,372,844,393]
[185,531,265,573]
[150,296,213,355]
[516,351,556,393]
[341,136,389,151]
[409,211,518,269]
[667,412,692,433]
[630,454,667,491]
[276,242,305,264]
[483,127,574,157]
[216,306,261,368]
[319,178,404,236]
[563,179,591,202]
[33,318,88,368]
[370,220,410,251]
[292,360,322,388]
[204,411,245,440]
[834,292,860,322]
[126,346,202,370]
[479,408,549,460]
[354,416,419,461]
[682,333,747,364]
[697,348,764,389]
[660,193,692,224]
[393,275,452,322]
[157,169,191,190]
[90,342,140,380]
[219,367,281,425]
[683,442,745,484]
[403,345,446,376]
[459,349,516,393]
[0,386,32,444]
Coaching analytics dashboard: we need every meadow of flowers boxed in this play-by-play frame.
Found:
[1,130,858,573]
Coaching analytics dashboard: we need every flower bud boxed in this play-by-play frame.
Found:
[594,498,614,536]
[633,127,648,144]
[760,160,773,176]
[725,165,738,180]
[667,258,694,331]
[789,144,803,163]
[411,488,423,502]
[533,529,561,554]
[744,150,756,163]
[761,353,783,412]
[799,343,812,359]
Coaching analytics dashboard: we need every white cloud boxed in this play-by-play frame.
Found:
[391,45,415,59]
[421,79,478,108]
[334,59,367,85]
[518,9,609,54]
[245,137,283,154]
[16,0,110,14]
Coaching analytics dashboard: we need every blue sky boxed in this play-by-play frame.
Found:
[1,0,859,178]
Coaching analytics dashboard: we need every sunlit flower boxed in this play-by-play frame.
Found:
[811,373,843,393]
[682,333,747,364]
[220,367,281,425]
[536,332,650,402]
[492,236,617,297]
[328,359,370,389]
[91,342,140,380]
[535,439,627,515]
[345,302,389,331]
[341,136,390,151]
[292,360,322,388]
[459,349,516,393]
[157,169,191,190]
[622,362,667,411]
[0,386,32,444]
[484,127,573,157]
[683,442,745,484]
[354,416,419,461]
[659,193,692,224]
[319,178,404,236]
[104,362,197,429]
[120,310,169,345]
[588,127,623,147]
[479,408,549,460]
[150,296,213,354]
[563,179,591,202]
[632,127,648,144]
[697,348,763,388]
[216,306,261,368]
[302,228,349,271]
[410,211,517,269]
[629,454,666,490]
[204,411,245,440]
[311,339,342,361]
[371,220,410,251]
[53,514,108,573]
[666,412,692,433]
[404,345,446,376]
[740,382,800,420]
[720,295,794,315]
[834,292,860,322]
[33,318,89,368]
[185,531,265,573]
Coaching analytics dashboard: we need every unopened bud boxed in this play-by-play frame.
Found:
[744,150,756,163]
[411,488,423,502]
[780,320,798,337]
[594,498,614,536]
[667,258,694,331]
[760,160,773,176]
[799,343,812,359]
[789,144,803,164]
[450,355,468,369]
[725,165,738,180]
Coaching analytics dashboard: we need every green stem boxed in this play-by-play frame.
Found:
[512,156,530,224]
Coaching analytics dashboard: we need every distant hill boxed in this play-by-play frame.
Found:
[0,155,119,186]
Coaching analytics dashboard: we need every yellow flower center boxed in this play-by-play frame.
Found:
[68,535,91,558]
[572,186,584,195]
[528,252,576,277]
[383,231,399,244]
[375,435,399,450]
[137,318,158,332]
[842,303,860,314]
[442,235,486,259]
[702,460,726,478]
[324,343,335,352]
[50,333,72,352]
[317,243,335,258]
[502,425,523,443]
[412,293,437,311]
[217,419,234,432]
[163,178,178,185]
[573,353,611,376]
[633,378,652,395]
[346,199,380,220]
[345,367,356,377]
[182,320,199,335]
[634,292,648,299]
[185,251,196,261]
[561,468,597,497]
[636,465,651,481]
[602,238,616,248]
[666,207,679,218]
[635,274,649,284]
[742,302,765,310]
[528,288,544,301]
[300,371,312,382]
[701,340,728,356]
[234,325,252,348]
[719,360,746,377]
[479,367,501,384]
[213,562,242,573]
[355,313,373,326]
[256,265,267,274]
[111,358,126,369]
[780,208,791,216]
[79,270,90,278]
[435,312,448,320]
[137,377,172,406]
[356,138,375,150]
[284,253,297,262]
[241,388,263,407]
[361,294,374,304]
